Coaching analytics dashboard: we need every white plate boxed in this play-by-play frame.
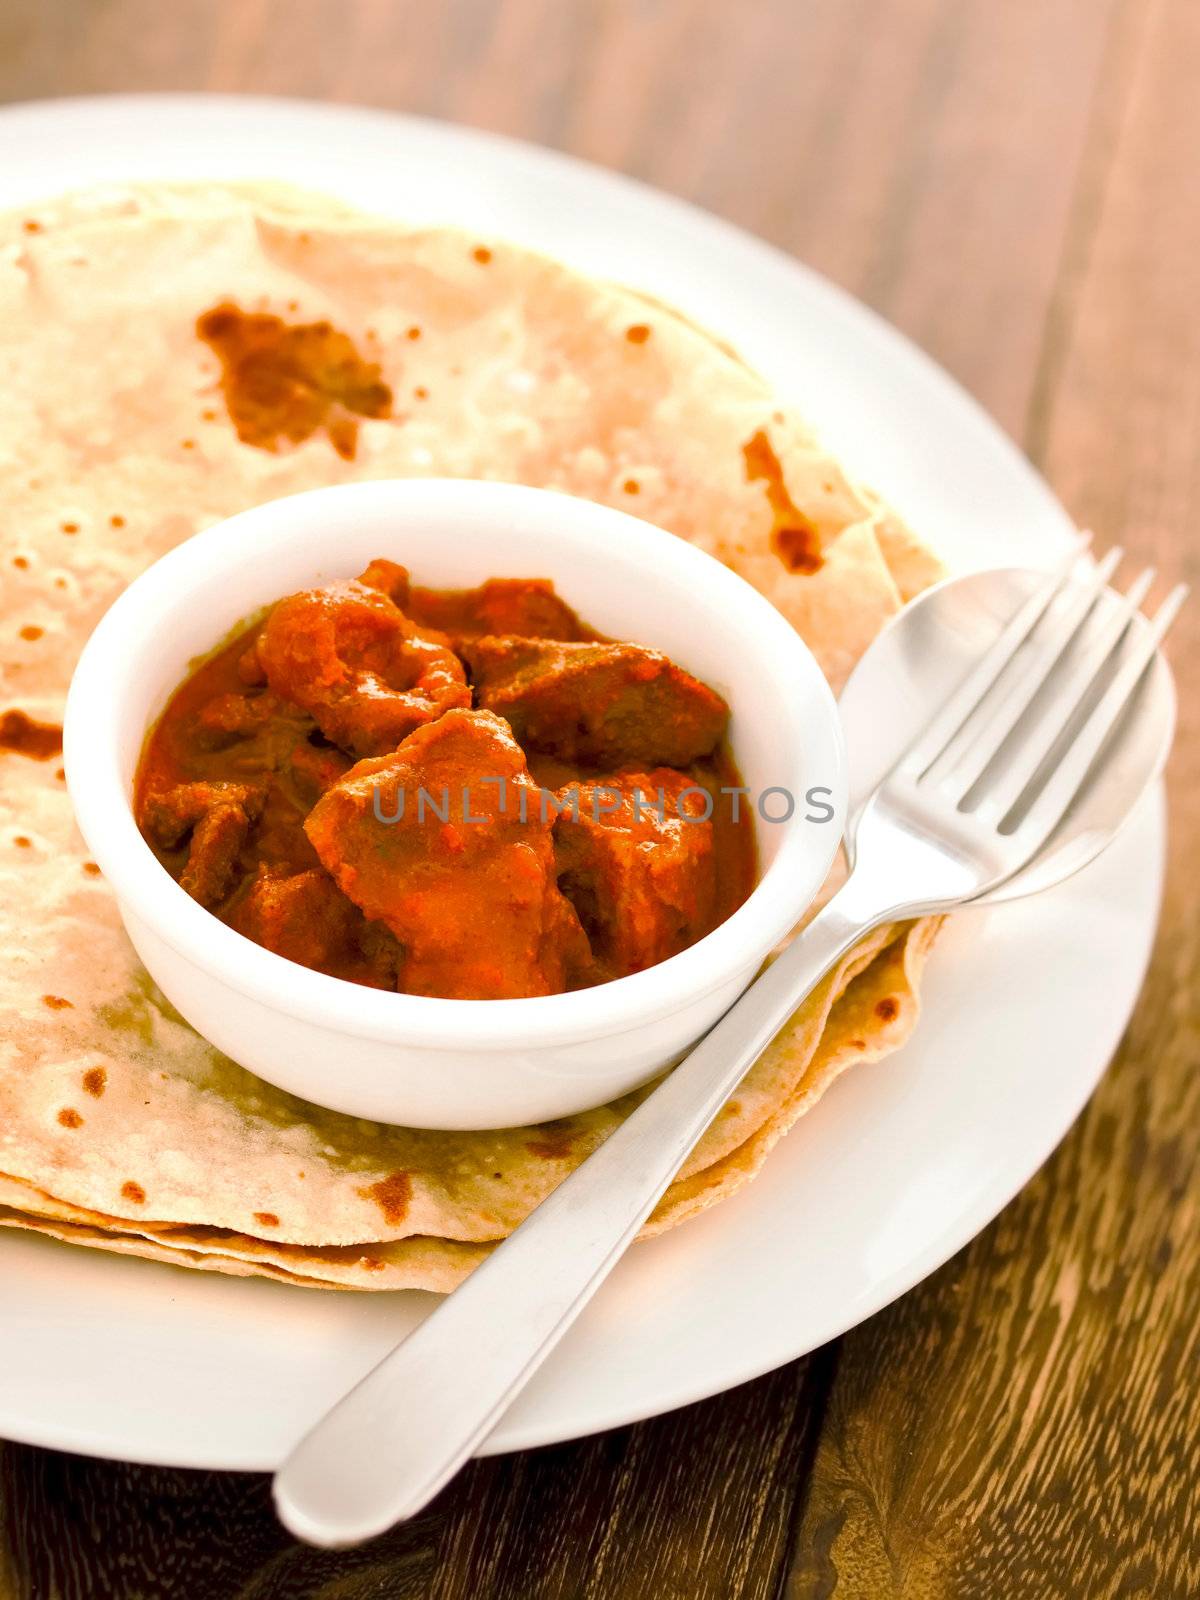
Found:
[0,95,1163,1470]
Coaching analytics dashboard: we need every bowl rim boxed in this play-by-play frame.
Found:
[64,479,847,1049]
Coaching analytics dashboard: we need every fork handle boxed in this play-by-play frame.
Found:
[274,876,902,1547]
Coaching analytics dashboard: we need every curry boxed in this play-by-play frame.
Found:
[134,562,757,1000]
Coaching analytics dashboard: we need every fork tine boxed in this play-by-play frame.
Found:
[897,540,1092,780]
[921,547,1122,796]
[966,565,1156,820]
[1001,583,1187,845]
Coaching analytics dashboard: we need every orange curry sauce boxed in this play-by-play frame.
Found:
[134,564,757,1001]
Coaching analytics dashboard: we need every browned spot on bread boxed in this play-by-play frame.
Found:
[742,428,823,575]
[625,324,651,344]
[42,994,72,1010]
[196,301,392,462]
[109,513,125,527]
[12,556,28,569]
[525,1120,577,1161]
[326,416,359,460]
[406,325,421,340]
[22,219,42,233]
[14,836,31,848]
[19,626,43,641]
[1,712,63,760]
[82,1067,107,1098]
[849,1039,866,1051]
[180,438,196,450]
[83,861,101,876]
[876,996,900,1021]
[55,767,65,781]
[121,1181,146,1205]
[254,1211,280,1228]
[360,1255,386,1272]
[472,245,492,264]
[623,478,640,494]
[61,521,79,534]
[57,1108,82,1129]
[358,1171,412,1226]
[414,386,428,400]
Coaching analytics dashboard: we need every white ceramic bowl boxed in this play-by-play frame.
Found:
[65,480,846,1129]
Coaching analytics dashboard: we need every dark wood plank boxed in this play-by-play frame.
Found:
[435,1354,834,1600]
[0,1448,438,1599]
[0,1357,829,1599]
[787,1,1200,1595]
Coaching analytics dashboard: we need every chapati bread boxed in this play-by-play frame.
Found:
[0,183,942,1291]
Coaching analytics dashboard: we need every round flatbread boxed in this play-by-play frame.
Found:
[0,183,941,1289]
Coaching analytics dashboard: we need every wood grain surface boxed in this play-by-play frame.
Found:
[1,2,1196,1596]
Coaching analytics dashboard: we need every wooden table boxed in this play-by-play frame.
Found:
[1,2,1196,1595]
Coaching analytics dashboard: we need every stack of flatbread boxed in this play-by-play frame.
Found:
[0,183,942,1291]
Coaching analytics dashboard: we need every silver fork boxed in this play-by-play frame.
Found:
[275,553,1186,1548]
[842,547,1183,911]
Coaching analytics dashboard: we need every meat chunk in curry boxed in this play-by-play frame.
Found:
[135,562,756,999]
[256,569,470,758]
[464,636,729,768]
[305,709,592,999]
[553,770,718,979]
[140,779,266,908]
[406,577,591,648]
[229,866,401,988]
